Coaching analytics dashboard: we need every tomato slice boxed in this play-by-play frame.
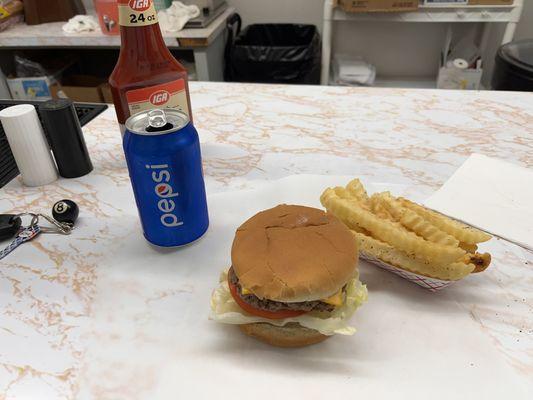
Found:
[228,276,306,320]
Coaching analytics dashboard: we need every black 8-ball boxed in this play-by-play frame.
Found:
[52,200,79,225]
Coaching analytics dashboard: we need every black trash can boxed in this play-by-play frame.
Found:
[225,15,321,84]
[492,39,533,91]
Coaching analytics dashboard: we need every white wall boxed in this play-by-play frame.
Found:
[515,0,533,39]
[227,0,323,28]
[82,0,94,12]
[332,22,475,79]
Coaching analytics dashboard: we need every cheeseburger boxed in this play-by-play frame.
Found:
[210,204,367,347]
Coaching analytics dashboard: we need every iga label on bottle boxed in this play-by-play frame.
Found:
[118,0,159,27]
[126,79,190,118]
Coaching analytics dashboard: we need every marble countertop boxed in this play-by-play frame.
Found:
[0,7,233,48]
[0,82,532,398]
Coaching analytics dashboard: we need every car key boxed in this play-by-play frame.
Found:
[0,214,22,241]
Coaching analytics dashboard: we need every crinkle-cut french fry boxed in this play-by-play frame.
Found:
[459,242,478,253]
[352,231,475,281]
[334,186,371,211]
[462,252,492,273]
[350,223,372,236]
[369,194,394,219]
[321,189,466,265]
[346,179,369,203]
[375,193,460,247]
[334,186,356,200]
[326,204,370,235]
[398,197,492,244]
[371,201,395,221]
[368,194,413,235]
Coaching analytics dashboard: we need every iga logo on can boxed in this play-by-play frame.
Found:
[129,0,151,11]
[150,90,170,106]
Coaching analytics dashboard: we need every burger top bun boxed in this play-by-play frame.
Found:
[231,204,358,303]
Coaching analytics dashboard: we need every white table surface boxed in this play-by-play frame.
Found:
[0,82,532,399]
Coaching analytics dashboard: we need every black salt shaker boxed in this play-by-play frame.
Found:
[39,99,93,178]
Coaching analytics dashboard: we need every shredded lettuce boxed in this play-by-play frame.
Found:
[210,270,368,336]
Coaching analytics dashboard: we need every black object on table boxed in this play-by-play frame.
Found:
[39,99,94,179]
[492,39,533,91]
[0,100,107,188]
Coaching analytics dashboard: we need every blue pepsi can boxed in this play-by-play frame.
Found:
[123,109,209,247]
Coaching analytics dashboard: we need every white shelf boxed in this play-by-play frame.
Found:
[332,3,522,23]
[373,77,436,89]
[330,78,436,89]
[321,0,524,85]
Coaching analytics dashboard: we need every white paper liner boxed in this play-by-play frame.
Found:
[360,252,454,292]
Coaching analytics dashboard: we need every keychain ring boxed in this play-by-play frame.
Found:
[14,212,72,235]
[15,212,39,227]
[37,214,72,235]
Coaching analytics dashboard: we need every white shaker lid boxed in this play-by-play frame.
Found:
[0,104,36,119]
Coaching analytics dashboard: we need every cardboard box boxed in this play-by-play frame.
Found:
[51,75,106,103]
[7,76,55,100]
[338,0,419,12]
[468,0,513,4]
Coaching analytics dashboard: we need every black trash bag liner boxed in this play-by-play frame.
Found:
[492,39,533,91]
[225,15,321,84]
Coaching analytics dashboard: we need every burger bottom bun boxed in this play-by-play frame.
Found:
[239,322,329,348]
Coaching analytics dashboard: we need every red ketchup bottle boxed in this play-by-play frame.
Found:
[109,0,193,133]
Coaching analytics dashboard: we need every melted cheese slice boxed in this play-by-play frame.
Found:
[321,289,344,306]
[240,287,344,306]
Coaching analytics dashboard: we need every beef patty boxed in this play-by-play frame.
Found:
[228,267,336,313]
